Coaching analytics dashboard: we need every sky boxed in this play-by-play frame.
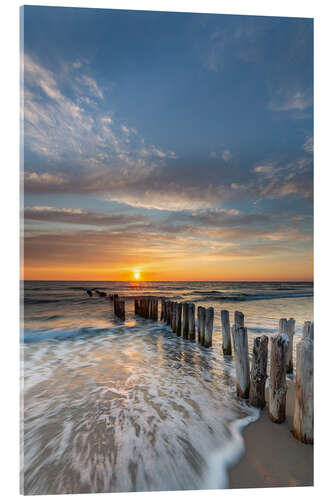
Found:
[22,6,313,281]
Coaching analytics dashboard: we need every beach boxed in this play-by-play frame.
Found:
[22,281,313,494]
[229,382,313,489]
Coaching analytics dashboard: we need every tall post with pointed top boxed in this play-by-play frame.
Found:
[293,322,314,444]
[232,324,250,398]
[221,310,232,355]
[249,335,268,408]
[269,334,289,423]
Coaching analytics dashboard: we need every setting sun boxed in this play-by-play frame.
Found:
[134,272,140,280]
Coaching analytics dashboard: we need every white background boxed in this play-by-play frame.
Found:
[0,1,332,499]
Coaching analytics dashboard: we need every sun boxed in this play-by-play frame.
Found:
[134,272,140,280]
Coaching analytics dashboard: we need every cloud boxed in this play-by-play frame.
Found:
[24,206,146,227]
[24,53,172,168]
[222,150,232,162]
[269,89,312,112]
[253,163,276,177]
[24,172,67,187]
[80,75,104,99]
[211,150,232,162]
[72,60,83,69]
[303,136,313,154]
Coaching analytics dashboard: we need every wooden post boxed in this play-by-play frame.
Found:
[303,321,314,341]
[188,303,195,341]
[114,296,125,321]
[293,322,313,444]
[232,325,250,398]
[182,302,189,339]
[234,311,244,327]
[151,297,154,320]
[279,318,295,373]
[155,298,159,321]
[278,318,288,334]
[269,334,289,423]
[198,306,206,345]
[166,301,171,325]
[172,302,177,332]
[204,307,214,348]
[286,318,295,374]
[221,310,232,355]
[249,335,268,408]
[120,300,125,321]
[176,302,182,336]
[160,298,165,321]
[164,300,167,323]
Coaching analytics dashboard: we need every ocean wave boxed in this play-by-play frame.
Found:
[194,291,313,302]
[22,326,114,343]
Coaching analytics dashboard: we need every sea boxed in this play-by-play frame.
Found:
[21,280,313,494]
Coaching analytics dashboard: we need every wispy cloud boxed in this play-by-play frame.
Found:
[24,206,145,226]
[24,53,173,169]
[303,136,313,154]
[269,89,312,112]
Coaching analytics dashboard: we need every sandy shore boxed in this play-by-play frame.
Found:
[229,381,313,489]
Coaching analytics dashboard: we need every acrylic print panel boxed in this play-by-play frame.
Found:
[21,4,314,495]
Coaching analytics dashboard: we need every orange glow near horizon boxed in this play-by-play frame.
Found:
[22,255,313,282]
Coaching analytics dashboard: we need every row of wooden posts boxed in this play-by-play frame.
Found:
[112,295,313,444]
[134,296,158,320]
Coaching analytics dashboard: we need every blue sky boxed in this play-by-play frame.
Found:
[22,6,313,280]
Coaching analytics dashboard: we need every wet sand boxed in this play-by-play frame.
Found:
[229,381,313,489]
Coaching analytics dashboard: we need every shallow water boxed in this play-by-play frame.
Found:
[21,281,313,494]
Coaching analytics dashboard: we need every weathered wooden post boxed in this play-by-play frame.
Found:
[172,302,177,333]
[155,298,159,321]
[160,298,165,321]
[182,302,189,339]
[303,321,314,341]
[120,300,125,321]
[176,302,182,336]
[293,322,313,444]
[204,307,214,348]
[221,310,232,355]
[249,335,268,408]
[188,303,195,341]
[166,301,171,325]
[113,295,118,317]
[234,311,244,327]
[232,325,250,398]
[168,301,172,325]
[114,296,125,321]
[163,300,168,322]
[278,318,288,334]
[279,318,294,373]
[269,334,289,423]
[286,318,295,373]
[198,306,206,345]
